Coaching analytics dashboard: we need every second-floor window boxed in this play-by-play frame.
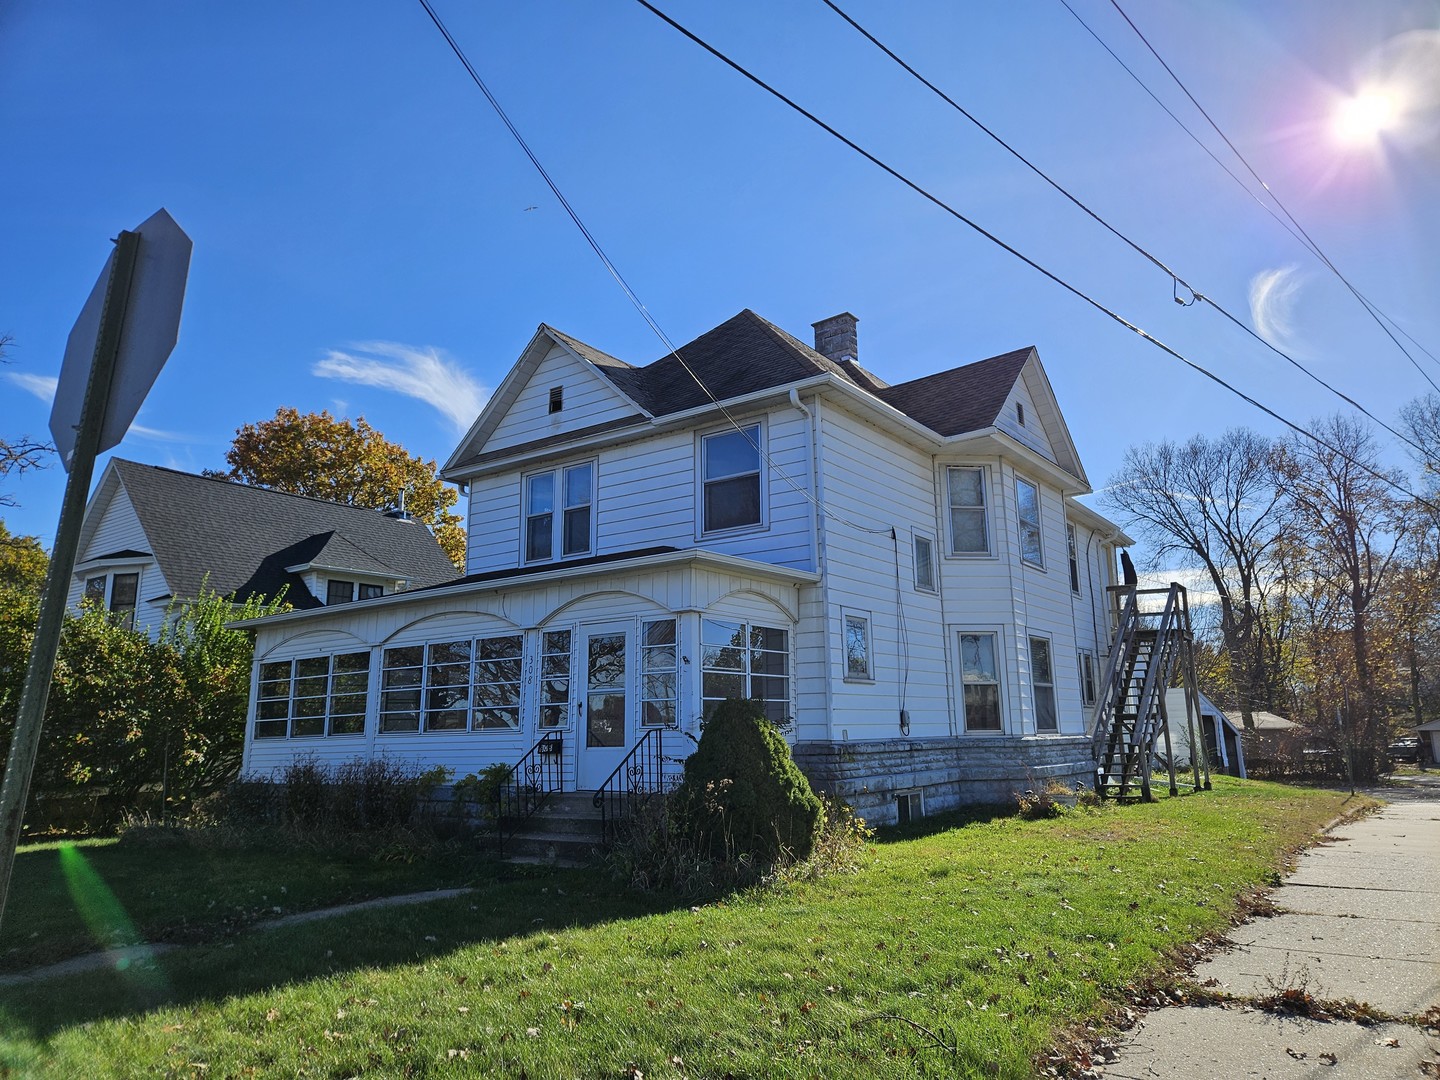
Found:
[946,466,989,555]
[1066,523,1081,593]
[701,424,762,533]
[1016,476,1043,566]
[84,571,139,629]
[525,462,594,562]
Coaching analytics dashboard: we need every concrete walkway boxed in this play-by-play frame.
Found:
[1108,778,1440,1079]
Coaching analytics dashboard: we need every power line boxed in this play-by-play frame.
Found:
[817,0,1430,460]
[1080,0,1440,392]
[413,0,892,538]
[631,0,1437,512]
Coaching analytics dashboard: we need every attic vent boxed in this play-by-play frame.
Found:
[548,386,564,414]
[1017,402,1025,426]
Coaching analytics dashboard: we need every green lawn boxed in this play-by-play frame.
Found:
[0,779,1371,1079]
[0,830,500,974]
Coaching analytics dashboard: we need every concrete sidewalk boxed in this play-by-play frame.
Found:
[1107,778,1440,1079]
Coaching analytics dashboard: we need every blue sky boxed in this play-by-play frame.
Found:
[3,1,1438,562]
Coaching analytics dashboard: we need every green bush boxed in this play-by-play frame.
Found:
[671,698,824,863]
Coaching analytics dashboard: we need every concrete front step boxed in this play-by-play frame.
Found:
[498,790,605,866]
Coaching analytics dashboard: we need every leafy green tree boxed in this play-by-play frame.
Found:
[0,520,47,596]
[155,587,289,803]
[213,407,465,568]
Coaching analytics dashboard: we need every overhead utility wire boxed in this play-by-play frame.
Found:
[1059,0,1440,378]
[817,0,1428,460]
[413,0,892,538]
[1100,0,1440,392]
[632,0,1437,513]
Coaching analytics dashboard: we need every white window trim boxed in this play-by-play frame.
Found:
[841,609,874,683]
[1028,634,1058,734]
[911,529,938,593]
[1078,648,1097,709]
[943,464,993,558]
[1016,475,1045,569]
[955,626,1006,735]
[695,420,767,538]
[1066,522,1081,594]
[521,459,597,565]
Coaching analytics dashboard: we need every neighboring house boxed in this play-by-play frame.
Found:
[1162,689,1245,778]
[69,459,458,638]
[233,310,1133,823]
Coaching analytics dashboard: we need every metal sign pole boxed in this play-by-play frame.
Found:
[0,230,141,928]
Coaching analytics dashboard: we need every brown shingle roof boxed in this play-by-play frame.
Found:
[557,311,1031,441]
[875,348,1033,437]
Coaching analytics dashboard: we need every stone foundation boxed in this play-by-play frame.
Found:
[792,735,1092,826]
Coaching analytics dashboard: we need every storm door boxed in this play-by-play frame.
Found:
[577,622,631,789]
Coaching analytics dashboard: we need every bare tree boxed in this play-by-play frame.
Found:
[1103,428,1290,728]
[0,336,53,507]
[1276,415,1408,781]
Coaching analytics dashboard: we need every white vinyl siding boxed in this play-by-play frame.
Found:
[466,408,815,577]
[486,343,643,454]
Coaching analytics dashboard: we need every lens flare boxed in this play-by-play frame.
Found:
[1332,87,1403,145]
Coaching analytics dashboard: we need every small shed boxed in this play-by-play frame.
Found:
[1163,690,1246,778]
[1417,719,1440,766]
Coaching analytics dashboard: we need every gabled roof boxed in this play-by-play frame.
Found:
[95,460,458,606]
[450,309,1083,482]
[874,347,1033,437]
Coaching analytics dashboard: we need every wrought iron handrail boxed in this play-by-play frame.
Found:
[592,726,667,846]
[494,731,565,856]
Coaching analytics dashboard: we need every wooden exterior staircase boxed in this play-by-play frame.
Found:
[1090,584,1212,801]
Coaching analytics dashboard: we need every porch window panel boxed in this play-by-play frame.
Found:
[539,629,572,729]
[382,666,422,689]
[257,699,289,721]
[384,645,423,668]
[641,699,676,728]
[474,707,520,730]
[702,672,744,701]
[427,640,471,666]
[253,719,286,739]
[750,625,787,652]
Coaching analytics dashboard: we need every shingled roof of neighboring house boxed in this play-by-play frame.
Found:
[570,309,1029,439]
[107,460,458,608]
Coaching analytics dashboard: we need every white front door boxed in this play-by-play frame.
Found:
[577,622,631,789]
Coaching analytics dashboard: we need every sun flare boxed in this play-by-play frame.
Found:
[1332,87,1403,145]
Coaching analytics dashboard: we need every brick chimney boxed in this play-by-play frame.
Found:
[812,312,858,365]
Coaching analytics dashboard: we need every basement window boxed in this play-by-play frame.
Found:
[895,790,923,824]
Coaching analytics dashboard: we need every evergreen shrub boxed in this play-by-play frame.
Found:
[672,698,824,862]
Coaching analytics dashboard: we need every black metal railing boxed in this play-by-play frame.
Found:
[592,726,668,846]
[494,732,565,856]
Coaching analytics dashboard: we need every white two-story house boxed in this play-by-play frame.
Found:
[235,310,1131,823]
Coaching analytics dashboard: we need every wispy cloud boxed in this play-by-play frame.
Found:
[1248,265,1304,350]
[5,372,58,403]
[128,423,190,443]
[313,342,487,434]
